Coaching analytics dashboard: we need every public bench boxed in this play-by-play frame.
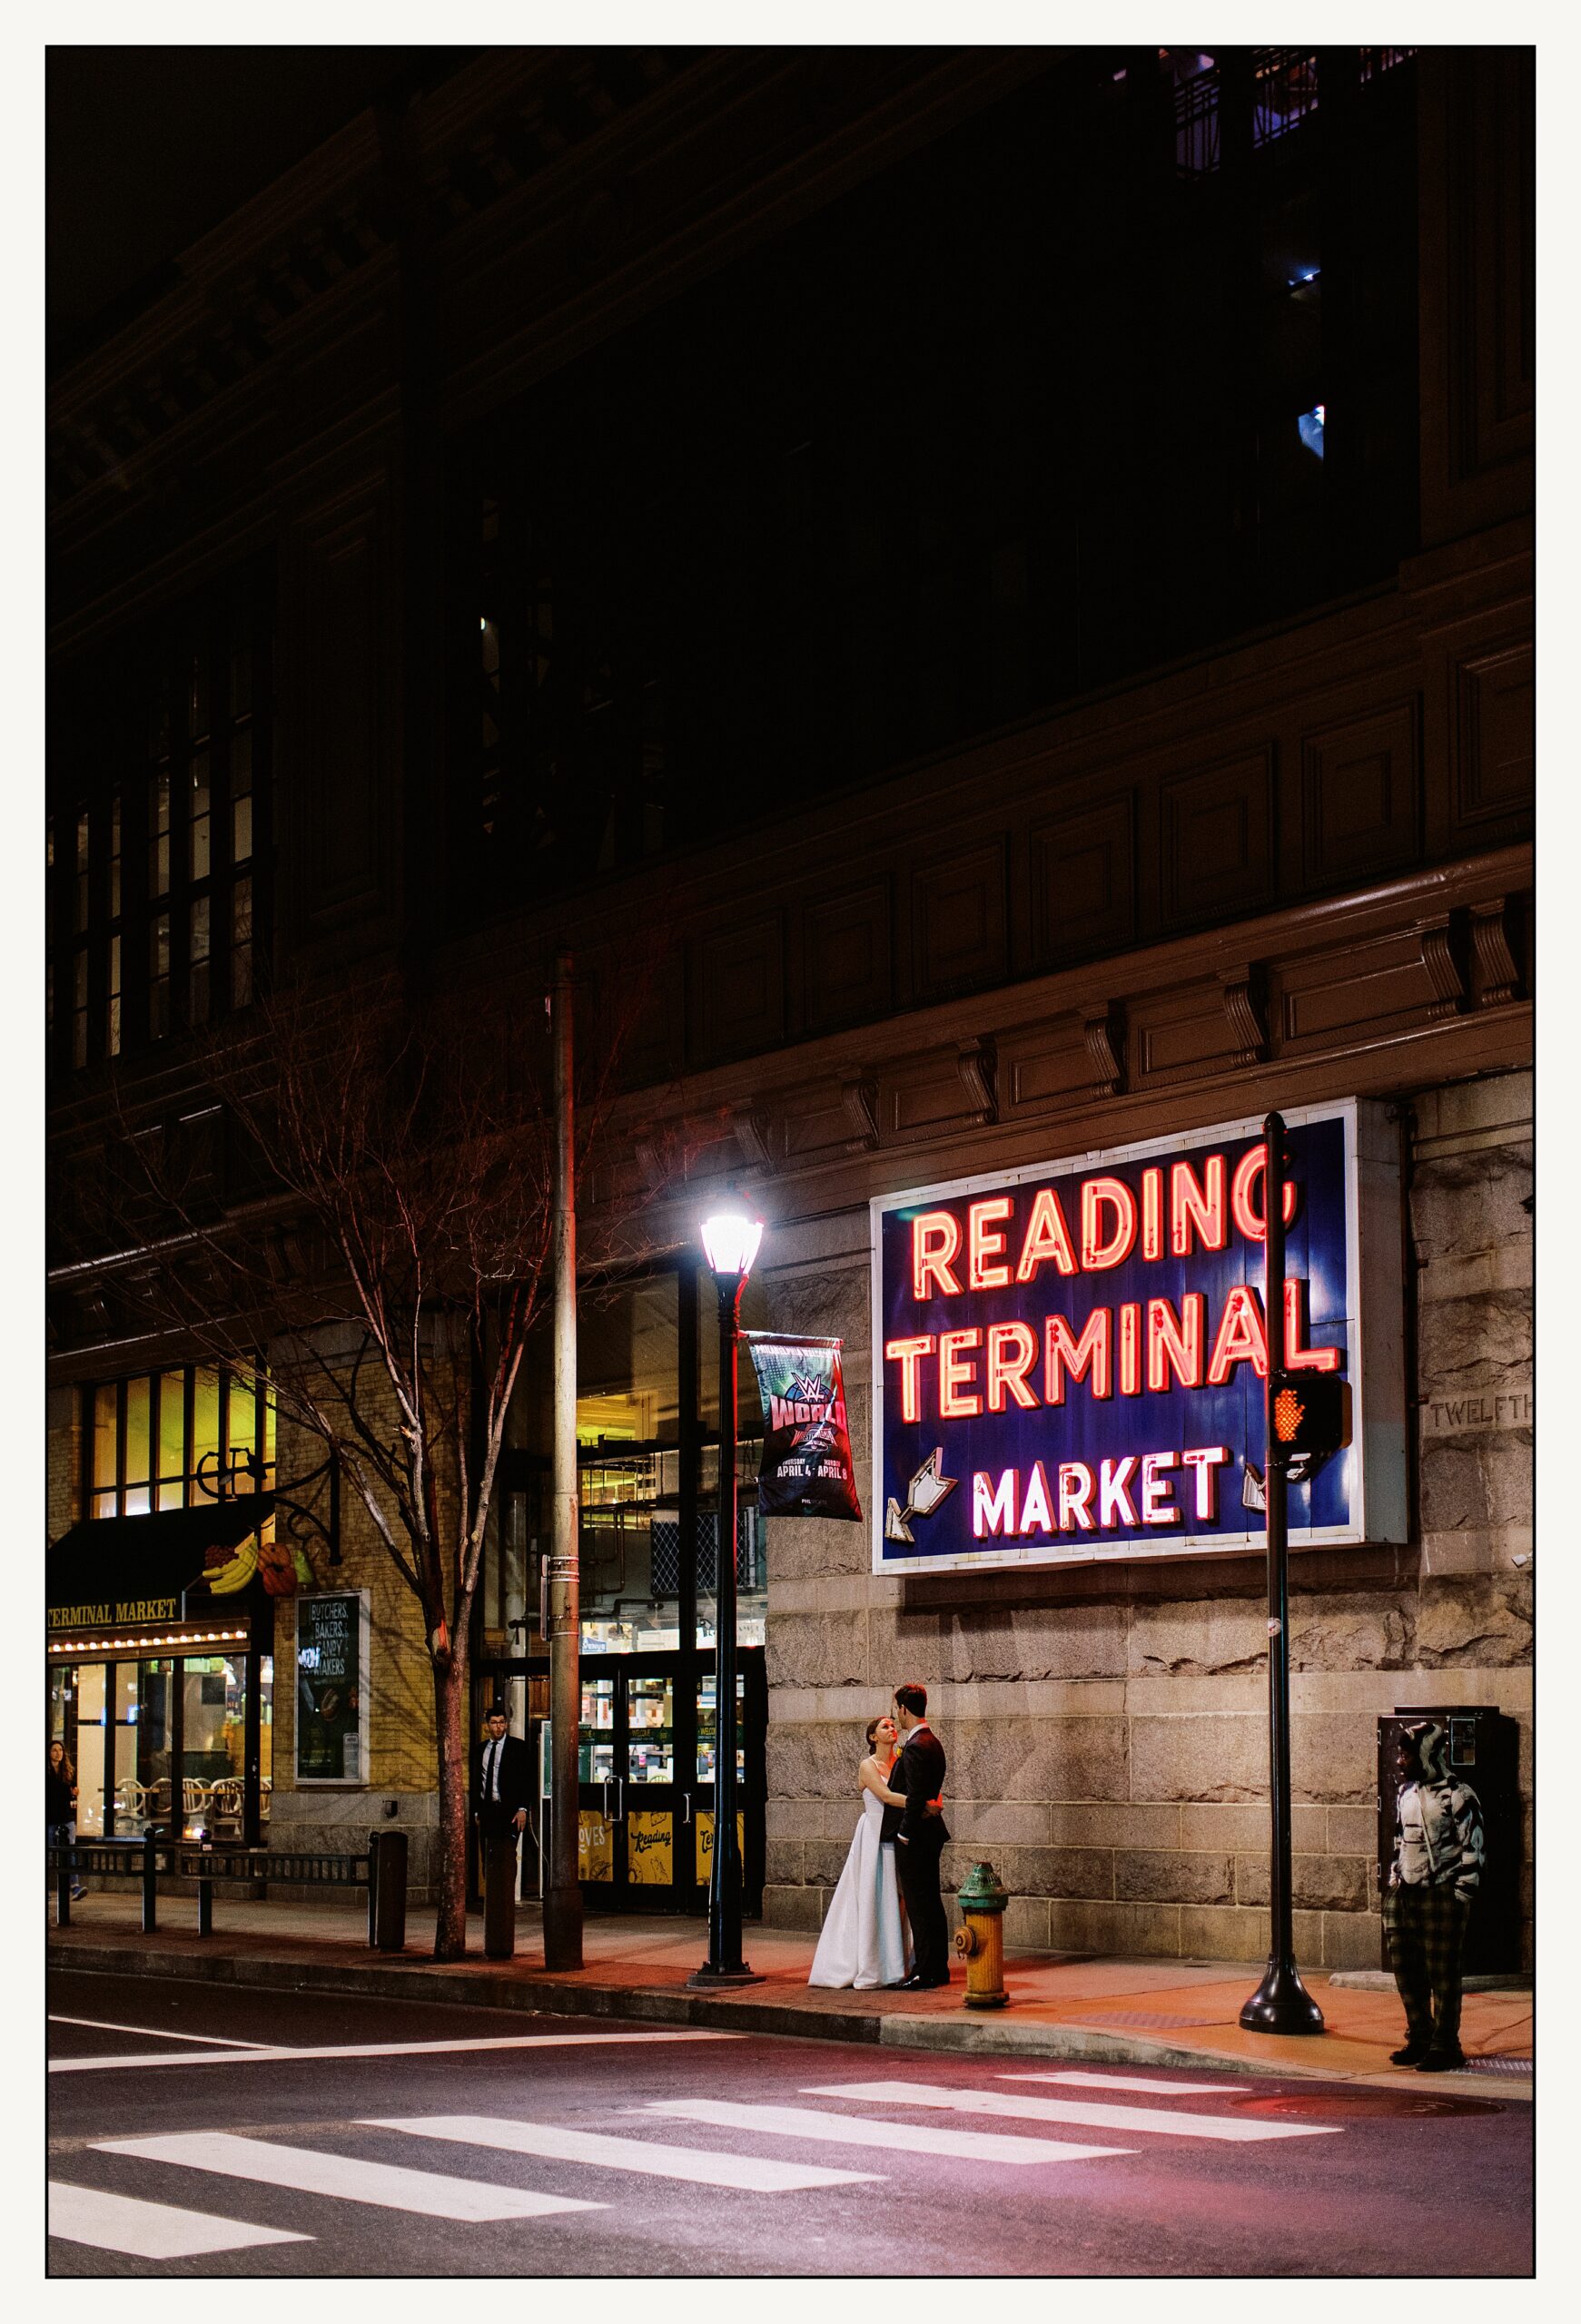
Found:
[47,1831,408,1949]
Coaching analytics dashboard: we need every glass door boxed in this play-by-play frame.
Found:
[623,1669,683,1899]
[577,1670,619,1898]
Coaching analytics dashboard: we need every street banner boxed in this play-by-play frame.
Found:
[742,1333,864,1521]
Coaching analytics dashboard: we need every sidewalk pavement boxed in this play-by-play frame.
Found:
[47,1891,1532,2099]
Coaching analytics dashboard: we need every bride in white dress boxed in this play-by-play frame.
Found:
[807,1715,912,1990]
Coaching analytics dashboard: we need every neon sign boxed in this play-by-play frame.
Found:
[871,1100,1406,1572]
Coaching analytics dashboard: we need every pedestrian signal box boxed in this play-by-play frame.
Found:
[1270,1374,1352,1458]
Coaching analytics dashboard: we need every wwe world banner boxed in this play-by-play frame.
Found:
[743,1333,864,1522]
[871,1099,1407,1576]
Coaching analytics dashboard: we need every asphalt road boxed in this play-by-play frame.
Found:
[47,1969,1533,2279]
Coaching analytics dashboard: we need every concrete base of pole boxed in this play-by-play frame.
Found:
[687,1964,766,1988]
[541,1884,584,1972]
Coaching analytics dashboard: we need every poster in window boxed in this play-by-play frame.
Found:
[295,1593,364,1781]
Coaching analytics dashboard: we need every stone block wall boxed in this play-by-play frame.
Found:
[759,1069,1533,1969]
[47,1386,80,1544]
[268,1367,450,1899]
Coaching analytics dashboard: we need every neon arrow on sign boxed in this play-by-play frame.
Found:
[884,1448,958,1545]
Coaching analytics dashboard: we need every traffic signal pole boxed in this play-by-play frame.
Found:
[1240,1109,1324,2036]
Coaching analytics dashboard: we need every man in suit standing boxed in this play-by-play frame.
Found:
[473,1707,534,1893]
[883,1681,951,1988]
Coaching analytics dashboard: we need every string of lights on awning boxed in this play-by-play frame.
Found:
[46,1622,250,1658]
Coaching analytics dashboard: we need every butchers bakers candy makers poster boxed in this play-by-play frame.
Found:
[871,1098,1406,1574]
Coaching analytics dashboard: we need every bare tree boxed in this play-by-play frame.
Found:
[81,961,628,1959]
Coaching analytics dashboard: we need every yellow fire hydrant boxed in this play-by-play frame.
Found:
[953,1861,1010,2008]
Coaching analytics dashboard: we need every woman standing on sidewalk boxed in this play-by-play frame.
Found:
[47,1741,85,1900]
[807,1716,913,1991]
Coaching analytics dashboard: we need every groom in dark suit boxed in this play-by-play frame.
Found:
[883,1682,951,1988]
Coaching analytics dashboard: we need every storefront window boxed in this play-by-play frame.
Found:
[260,1652,273,1824]
[183,1654,246,1837]
[80,1364,275,1518]
[74,1665,108,1836]
[127,1659,174,1828]
[578,1675,616,1782]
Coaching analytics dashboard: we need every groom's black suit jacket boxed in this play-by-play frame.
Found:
[881,1724,949,1845]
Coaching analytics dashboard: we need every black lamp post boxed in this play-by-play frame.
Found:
[689,1205,766,1988]
[1240,1109,1325,2036]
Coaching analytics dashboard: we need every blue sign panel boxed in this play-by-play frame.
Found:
[871,1100,1400,1574]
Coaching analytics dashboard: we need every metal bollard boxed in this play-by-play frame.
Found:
[953,1861,1010,2009]
[142,1828,159,1934]
[483,1832,518,1961]
[197,1845,213,1936]
[54,1852,71,1928]
[369,1829,409,1954]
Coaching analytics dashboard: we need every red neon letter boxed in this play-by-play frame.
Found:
[1015,1186,1078,1281]
[1207,1285,1270,1384]
[1284,1276,1341,1372]
[967,1196,1013,1290]
[973,1471,1017,1537]
[1146,1294,1206,1391]
[1058,1461,1096,1532]
[1141,1166,1164,1260]
[1230,1146,1300,1244]
[1019,1460,1055,1533]
[1170,1155,1228,1256]
[1044,1308,1112,1404]
[1081,1176,1138,1271]
[1119,1303,1141,1395]
[939,1327,983,1418]
[1099,1455,1139,1528]
[912,1210,963,1299]
[884,1335,935,1423]
[985,1321,1040,1412]
[1181,1445,1230,1521]
[1140,1450,1181,1524]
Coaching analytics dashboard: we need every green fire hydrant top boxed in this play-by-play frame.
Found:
[956,1861,1009,1914]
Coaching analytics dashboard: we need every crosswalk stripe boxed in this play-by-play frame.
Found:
[52,2030,739,2076]
[1007,2073,1247,2097]
[49,2181,311,2260]
[49,2014,276,2049]
[94,2132,603,2222]
[369,2113,883,2192]
[801,2080,1342,2144]
[635,2098,1130,2168]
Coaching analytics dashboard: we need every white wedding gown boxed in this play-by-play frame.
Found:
[807,1781,910,1990]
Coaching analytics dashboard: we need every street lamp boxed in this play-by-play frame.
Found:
[689,1204,766,1988]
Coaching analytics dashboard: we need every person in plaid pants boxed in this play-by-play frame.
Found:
[1383,1720,1484,2072]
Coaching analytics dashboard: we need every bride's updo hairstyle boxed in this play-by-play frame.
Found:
[865,1717,885,1753]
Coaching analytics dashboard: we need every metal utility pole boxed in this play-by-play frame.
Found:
[1240,1109,1323,2035]
[543,948,583,1972]
[690,1212,764,1987]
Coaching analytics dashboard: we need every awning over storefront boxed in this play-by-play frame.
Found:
[46,1496,276,1644]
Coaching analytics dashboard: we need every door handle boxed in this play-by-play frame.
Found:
[602,1777,625,1824]
[678,1793,693,1826]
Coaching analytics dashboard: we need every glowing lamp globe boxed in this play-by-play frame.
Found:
[700,1210,764,1279]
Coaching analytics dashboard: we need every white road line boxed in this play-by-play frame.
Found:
[801,2080,1342,2144]
[94,2132,602,2223]
[1006,2072,1246,2097]
[635,2098,1130,2168]
[370,2113,883,2192]
[51,2029,740,2075]
[49,2181,311,2260]
[49,2013,277,2049]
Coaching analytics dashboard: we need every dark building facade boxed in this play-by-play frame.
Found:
[48,47,1532,1957]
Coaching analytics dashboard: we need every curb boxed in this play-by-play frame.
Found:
[48,1935,1525,2091]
